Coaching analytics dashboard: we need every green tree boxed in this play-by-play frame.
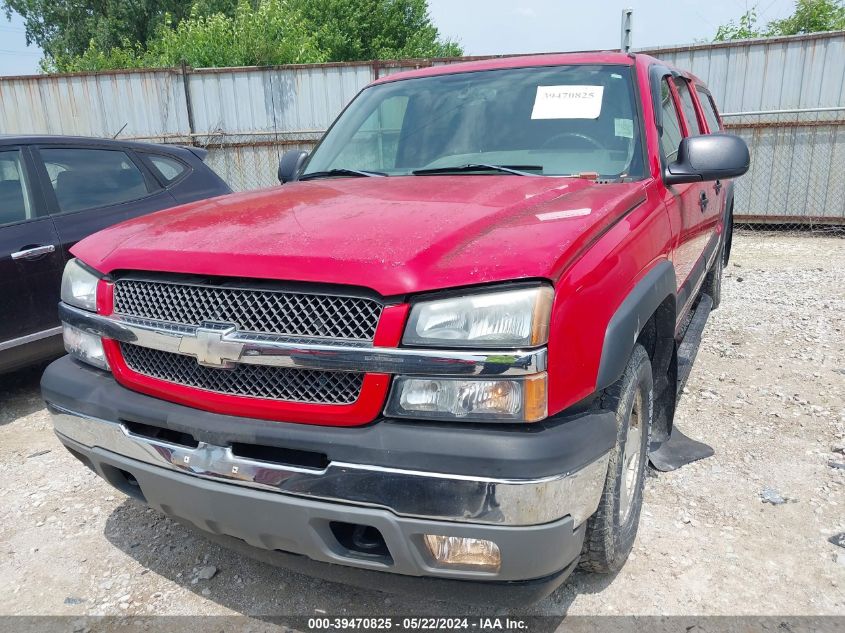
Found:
[9,0,461,72]
[148,0,325,68]
[2,0,245,64]
[714,8,763,41]
[49,0,324,71]
[766,0,845,34]
[714,0,845,41]
[294,0,462,61]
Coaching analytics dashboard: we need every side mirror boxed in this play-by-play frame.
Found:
[665,134,750,185]
[278,150,309,184]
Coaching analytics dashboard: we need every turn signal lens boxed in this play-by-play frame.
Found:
[523,373,548,422]
[423,535,501,571]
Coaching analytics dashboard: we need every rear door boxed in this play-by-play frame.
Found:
[0,146,66,345]
[31,144,177,262]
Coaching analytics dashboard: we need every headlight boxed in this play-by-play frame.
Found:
[385,374,547,422]
[403,286,553,348]
[63,324,110,370]
[60,259,100,312]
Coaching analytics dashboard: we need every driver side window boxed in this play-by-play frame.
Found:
[659,79,684,162]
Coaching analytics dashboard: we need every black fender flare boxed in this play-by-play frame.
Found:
[596,260,677,391]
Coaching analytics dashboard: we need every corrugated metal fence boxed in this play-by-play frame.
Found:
[2,31,844,225]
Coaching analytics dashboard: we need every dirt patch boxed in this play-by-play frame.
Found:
[0,233,843,618]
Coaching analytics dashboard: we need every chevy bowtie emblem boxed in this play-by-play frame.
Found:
[178,323,245,368]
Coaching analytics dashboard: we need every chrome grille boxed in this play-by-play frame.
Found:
[113,279,382,341]
[120,343,363,404]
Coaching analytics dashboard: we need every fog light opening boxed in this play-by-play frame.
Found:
[99,464,146,503]
[118,469,140,487]
[423,534,501,571]
[329,522,392,563]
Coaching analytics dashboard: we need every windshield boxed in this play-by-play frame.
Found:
[303,64,644,180]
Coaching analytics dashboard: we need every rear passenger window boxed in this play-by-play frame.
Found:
[148,155,188,183]
[40,148,152,214]
[673,78,703,135]
[696,88,723,133]
[659,79,684,162]
[0,150,33,227]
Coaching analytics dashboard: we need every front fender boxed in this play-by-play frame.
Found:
[596,260,676,391]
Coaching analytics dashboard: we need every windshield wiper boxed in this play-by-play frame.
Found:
[299,168,387,181]
[412,164,543,177]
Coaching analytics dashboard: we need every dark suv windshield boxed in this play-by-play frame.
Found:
[303,64,644,180]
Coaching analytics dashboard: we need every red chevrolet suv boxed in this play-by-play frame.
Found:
[41,52,749,605]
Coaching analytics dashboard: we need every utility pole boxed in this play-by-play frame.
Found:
[621,8,633,53]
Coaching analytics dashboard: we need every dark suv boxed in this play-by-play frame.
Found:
[0,136,231,373]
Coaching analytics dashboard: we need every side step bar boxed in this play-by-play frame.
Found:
[676,293,713,397]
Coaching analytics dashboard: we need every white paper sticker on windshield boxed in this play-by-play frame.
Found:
[531,85,604,120]
[615,118,634,138]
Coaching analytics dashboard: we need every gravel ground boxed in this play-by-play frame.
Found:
[0,233,843,621]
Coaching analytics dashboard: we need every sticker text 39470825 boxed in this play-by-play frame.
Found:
[531,85,604,120]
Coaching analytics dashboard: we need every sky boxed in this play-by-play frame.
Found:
[0,0,798,76]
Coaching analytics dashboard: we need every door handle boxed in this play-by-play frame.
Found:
[11,244,56,261]
[698,191,709,212]
[714,180,723,194]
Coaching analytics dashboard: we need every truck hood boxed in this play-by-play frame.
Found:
[73,176,646,297]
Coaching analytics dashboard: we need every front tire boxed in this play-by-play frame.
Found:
[580,343,653,574]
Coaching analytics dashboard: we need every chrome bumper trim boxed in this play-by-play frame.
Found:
[59,302,546,377]
[50,404,609,527]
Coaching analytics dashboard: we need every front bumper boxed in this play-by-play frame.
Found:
[43,356,614,595]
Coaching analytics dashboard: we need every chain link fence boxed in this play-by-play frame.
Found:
[197,132,319,192]
[722,107,845,233]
